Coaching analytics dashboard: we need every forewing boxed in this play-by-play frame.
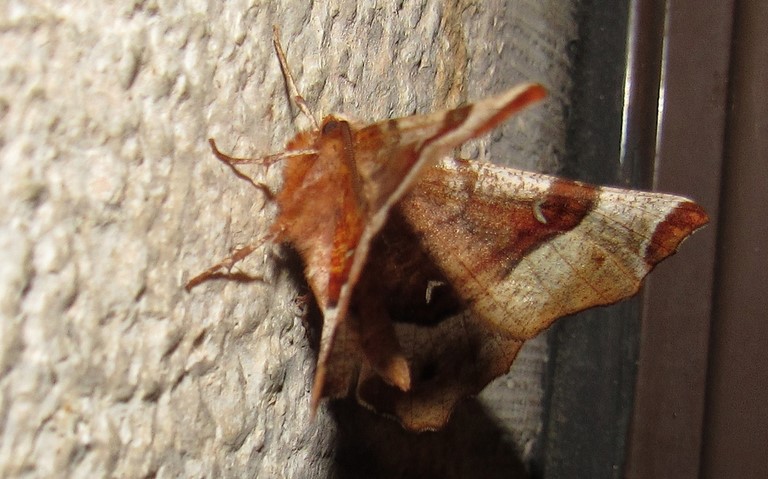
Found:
[399,157,710,339]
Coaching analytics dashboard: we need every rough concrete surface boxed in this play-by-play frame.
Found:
[0,1,575,477]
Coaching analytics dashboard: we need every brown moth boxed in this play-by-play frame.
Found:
[187,28,709,431]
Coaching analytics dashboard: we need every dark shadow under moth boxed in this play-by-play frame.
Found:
[187,28,708,431]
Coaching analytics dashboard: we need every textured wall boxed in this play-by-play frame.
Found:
[0,1,575,477]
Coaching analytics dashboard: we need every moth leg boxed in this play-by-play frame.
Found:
[185,240,270,291]
[207,138,317,201]
[209,138,315,167]
[272,26,319,132]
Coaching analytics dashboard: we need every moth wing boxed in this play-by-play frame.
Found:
[400,157,709,340]
[355,157,708,430]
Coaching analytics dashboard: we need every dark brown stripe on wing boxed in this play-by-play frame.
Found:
[434,104,472,138]
[645,200,709,265]
[536,178,599,230]
[489,178,599,281]
[411,105,473,171]
[470,84,547,138]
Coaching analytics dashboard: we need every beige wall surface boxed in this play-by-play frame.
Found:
[0,1,575,477]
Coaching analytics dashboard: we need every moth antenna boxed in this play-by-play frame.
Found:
[272,25,320,132]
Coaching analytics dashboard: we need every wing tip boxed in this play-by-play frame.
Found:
[645,200,709,265]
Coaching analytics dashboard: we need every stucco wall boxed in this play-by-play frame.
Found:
[0,1,576,477]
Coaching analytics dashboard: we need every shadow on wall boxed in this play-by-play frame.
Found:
[330,398,529,479]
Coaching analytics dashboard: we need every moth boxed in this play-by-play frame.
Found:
[187,28,709,431]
